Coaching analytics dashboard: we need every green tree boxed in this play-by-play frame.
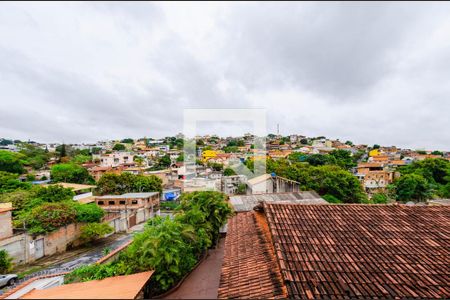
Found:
[237,183,247,195]
[370,193,389,204]
[274,163,367,203]
[329,149,357,170]
[74,203,105,223]
[51,163,94,184]
[394,174,431,202]
[121,138,134,144]
[0,250,13,273]
[24,202,78,234]
[300,138,308,145]
[18,144,50,170]
[207,162,223,171]
[223,168,236,176]
[322,194,342,203]
[0,171,31,193]
[71,154,91,165]
[112,143,126,151]
[0,150,25,174]
[80,223,113,244]
[96,173,162,195]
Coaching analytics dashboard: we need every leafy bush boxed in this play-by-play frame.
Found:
[160,201,179,211]
[272,162,367,203]
[0,171,31,193]
[112,144,126,151]
[95,173,162,195]
[393,173,432,202]
[322,194,342,203]
[80,223,113,243]
[223,168,236,176]
[0,249,13,273]
[176,191,232,247]
[51,163,94,184]
[25,202,77,234]
[370,193,389,204]
[74,203,105,223]
[0,150,25,174]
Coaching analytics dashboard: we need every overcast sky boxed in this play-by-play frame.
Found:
[1,2,449,150]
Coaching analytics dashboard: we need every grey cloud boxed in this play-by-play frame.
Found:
[0,2,449,149]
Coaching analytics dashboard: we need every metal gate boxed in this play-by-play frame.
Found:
[35,238,44,259]
[129,214,137,227]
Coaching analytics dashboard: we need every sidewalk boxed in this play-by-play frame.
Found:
[163,238,225,299]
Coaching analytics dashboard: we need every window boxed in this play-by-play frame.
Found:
[98,201,104,205]
[131,200,138,205]
[119,200,126,205]
[109,201,115,205]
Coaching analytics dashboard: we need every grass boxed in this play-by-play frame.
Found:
[16,266,44,279]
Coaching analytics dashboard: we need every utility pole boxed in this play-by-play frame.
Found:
[277,123,280,135]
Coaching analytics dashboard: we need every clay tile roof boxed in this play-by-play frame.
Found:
[20,271,154,299]
[263,203,450,299]
[218,212,287,299]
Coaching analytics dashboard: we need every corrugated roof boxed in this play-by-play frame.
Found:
[20,271,153,299]
[229,192,326,212]
[247,174,272,186]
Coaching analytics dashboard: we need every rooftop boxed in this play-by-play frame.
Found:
[43,182,97,192]
[218,211,287,299]
[229,191,327,212]
[219,203,450,299]
[20,271,153,299]
[97,192,159,199]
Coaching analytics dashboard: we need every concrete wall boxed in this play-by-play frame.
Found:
[0,233,29,264]
[0,210,13,240]
[37,223,83,256]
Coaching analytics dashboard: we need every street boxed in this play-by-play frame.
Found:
[1,223,146,295]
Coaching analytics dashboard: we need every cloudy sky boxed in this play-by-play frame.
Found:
[1,2,449,150]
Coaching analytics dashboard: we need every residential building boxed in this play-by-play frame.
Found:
[96,192,160,226]
[246,174,302,195]
[221,175,247,195]
[97,152,134,168]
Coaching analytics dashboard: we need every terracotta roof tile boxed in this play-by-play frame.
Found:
[264,203,450,299]
[218,212,287,299]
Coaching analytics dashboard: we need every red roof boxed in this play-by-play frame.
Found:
[264,203,450,299]
[21,271,153,299]
[219,203,450,299]
[218,212,287,299]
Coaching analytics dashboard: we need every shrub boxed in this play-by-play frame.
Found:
[74,203,105,223]
[371,193,389,204]
[0,249,13,273]
[322,194,342,203]
[25,202,77,234]
[80,223,113,243]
